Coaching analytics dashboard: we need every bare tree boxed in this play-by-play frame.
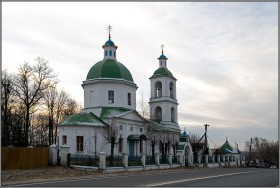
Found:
[1,70,14,146]
[43,85,58,145]
[189,133,204,163]
[251,136,279,167]
[168,132,180,161]
[100,118,119,166]
[137,92,149,119]
[12,57,57,146]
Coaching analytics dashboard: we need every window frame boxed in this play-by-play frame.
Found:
[62,135,67,145]
[128,93,131,106]
[108,90,114,104]
[76,136,84,152]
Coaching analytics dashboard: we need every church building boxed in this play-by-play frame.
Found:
[58,26,191,161]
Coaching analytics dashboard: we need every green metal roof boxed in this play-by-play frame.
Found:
[100,107,132,119]
[220,140,234,154]
[151,67,173,78]
[86,59,134,82]
[59,112,109,127]
[147,120,178,133]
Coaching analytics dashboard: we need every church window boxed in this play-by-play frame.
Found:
[140,128,143,133]
[118,138,123,153]
[62,135,67,145]
[108,90,114,103]
[119,125,123,130]
[105,51,108,56]
[140,139,143,153]
[170,82,174,98]
[128,93,131,106]
[171,107,175,122]
[76,136,84,152]
[130,126,133,131]
[154,106,162,121]
[114,51,116,57]
[160,61,162,66]
[155,81,162,98]
[109,51,112,56]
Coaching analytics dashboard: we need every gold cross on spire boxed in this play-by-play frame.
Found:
[160,44,165,54]
[107,25,112,38]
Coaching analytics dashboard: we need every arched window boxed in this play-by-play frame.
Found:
[154,106,162,121]
[105,51,108,56]
[109,51,112,56]
[155,81,162,98]
[114,51,116,57]
[171,107,175,122]
[170,82,174,98]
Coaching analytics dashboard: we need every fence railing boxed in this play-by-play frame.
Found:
[106,156,123,167]
[70,154,99,167]
[172,156,180,164]
[2,147,49,170]
[160,156,169,164]
[128,156,142,166]
[146,156,156,165]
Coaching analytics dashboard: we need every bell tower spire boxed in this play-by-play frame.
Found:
[103,25,118,60]
[158,44,168,68]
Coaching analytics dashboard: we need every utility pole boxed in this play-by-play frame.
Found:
[249,137,252,162]
[204,124,210,155]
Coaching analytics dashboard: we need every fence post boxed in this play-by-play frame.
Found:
[142,155,146,170]
[156,154,160,166]
[99,152,106,171]
[198,155,201,164]
[59,145,70,166]
[169,154,172,166]
[49,144,58,166]
[204,155,208,167]
[123,154,128,169]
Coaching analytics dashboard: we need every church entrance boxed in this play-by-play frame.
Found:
[185,145,191,167]
[129,140,135,156]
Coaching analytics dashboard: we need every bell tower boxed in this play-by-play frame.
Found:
[149,45,180,132]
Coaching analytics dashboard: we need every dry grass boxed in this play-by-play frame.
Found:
[1,166,100,186]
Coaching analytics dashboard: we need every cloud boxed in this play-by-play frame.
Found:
[2,2,278,149]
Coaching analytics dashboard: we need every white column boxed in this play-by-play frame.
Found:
[99,152,106,170]
[169,154,172,165]
[59,145,70,166]
[49,144,58,166]
[123,154,128,169]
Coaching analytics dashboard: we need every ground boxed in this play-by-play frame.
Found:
[1,166,188,186]
[1,166,100,186]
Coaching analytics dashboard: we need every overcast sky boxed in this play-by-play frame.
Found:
[2,2,278,150]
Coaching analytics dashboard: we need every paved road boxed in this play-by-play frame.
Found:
[12,168,278,187]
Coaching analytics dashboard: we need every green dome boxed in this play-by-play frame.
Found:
[86,59,134,82]
[152,67,173,77]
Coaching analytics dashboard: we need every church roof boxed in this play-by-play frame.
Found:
[151,67,174,78]
[86,59,134,82]
[104,38,115,45]
[100,107,132,119]
[148,120,178,133]
[158,54,167,59]
[220,140,240,154]
[59,112,109,127]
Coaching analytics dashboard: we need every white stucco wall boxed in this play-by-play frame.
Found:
[83,79,137,114]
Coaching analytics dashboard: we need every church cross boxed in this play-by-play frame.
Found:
[160,44,165,54]
[107,25,112,38]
